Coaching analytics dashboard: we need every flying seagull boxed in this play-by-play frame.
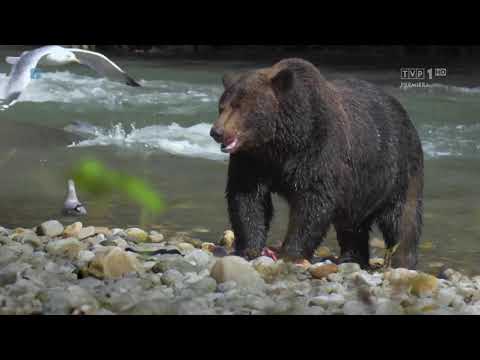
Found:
[1,45,141,109]
[63,179,87,216]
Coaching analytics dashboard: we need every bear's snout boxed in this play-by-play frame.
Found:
[210,126,224,143]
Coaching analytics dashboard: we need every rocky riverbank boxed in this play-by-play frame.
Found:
[0,220,479,315]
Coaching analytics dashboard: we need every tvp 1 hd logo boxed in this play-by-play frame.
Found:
[400,67,447,89]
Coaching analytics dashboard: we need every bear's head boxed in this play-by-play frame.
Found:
[210,58,325,155]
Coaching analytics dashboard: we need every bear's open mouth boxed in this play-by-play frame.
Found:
[221,136,239,153]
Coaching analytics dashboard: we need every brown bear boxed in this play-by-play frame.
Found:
[210,58,424,269]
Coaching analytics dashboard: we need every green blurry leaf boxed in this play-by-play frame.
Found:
[71,159,165,214]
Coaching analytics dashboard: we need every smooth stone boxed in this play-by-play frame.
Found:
[210,256,264,289]
[37,220,64,237]
[149,231,165,243]
[375,299,404,315]
[18,232,42,248]
[410,273,439,297]
[161,269,184,287]
[176,242,195,253]
[184,249,211,269]
[314,246,331,258]
[94,227,112,236]
[309,263,338,279]
[78,250,95,263]
[46,238,82,259]
[309,294,345,308]
[343,300,369,315]
[219,230,235,250]
[338,263,361,274]
[87,247,141,279]
[251,256,284,282]
[63,222,83,237]
[78,226,96,240]
[125,228,149,243]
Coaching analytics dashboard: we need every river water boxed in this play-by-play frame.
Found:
[1,46,480,274]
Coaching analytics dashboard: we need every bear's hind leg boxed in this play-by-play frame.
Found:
[377,176,423,269]
[335,225,371,269]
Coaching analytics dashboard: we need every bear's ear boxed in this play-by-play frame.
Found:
[270,68,294,95]
[222,72,240,89]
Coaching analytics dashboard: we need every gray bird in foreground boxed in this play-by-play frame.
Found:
[63,179,87,216]
[1,45,141,109]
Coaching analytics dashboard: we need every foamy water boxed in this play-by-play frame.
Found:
[67,122,228,161]
[0,70,222,111]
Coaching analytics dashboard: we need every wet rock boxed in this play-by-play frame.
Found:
[410,273,439,297]
[63,222,83,238]
[78,250,95,263]
[37,220,64,237]
[251,257,286,282]
[309,263,338,279]
[343,300,369,315]
[309,294,345,308]
[177,242,195,253]
[210,256,265,289]
[314,246,331,258]
[94,227,112,237]
[78,226,96,240]
[219,230,235,250]
[375,299,404,315]
[86,247,142,279]
[185,249,212,269]
[149,231,164,243]
[338,263,361,274]
[18,232,42,248]
[161,269,184,287]
[46,238,82,259]
[125,228,148,243]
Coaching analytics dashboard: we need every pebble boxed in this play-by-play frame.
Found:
[63,222,83,238]
[314,246,331,258]
[219,230,235,250]
[77,226,96,240]
[46,238,82,259]
[309,263,338,279]
[210,256,264,289]
[2,221,480,315]
[125,228,149,243]
[86,247,141,279]
[338,262,361,274]
[149,231,165,243]
[37,220,64,237]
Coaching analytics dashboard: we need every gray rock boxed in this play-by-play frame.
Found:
[338,263,361,274]
[210,256,265,290]
[37,220,64,237]
[46,238,82,259]
[78,226,96,240]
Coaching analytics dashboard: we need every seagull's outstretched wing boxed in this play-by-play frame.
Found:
[69,48,142,87]
[1,46,62,108]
